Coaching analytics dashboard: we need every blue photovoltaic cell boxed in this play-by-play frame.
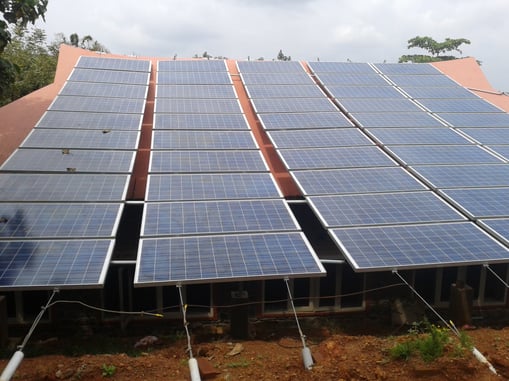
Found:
[152,130,257,150]
[352,112,444,128]
[252,98,337,113]
[69,68,150,85]
[308,192,465,228]
[77,56,151,72]
[440,188,509,218]
[241,72,314,85]
[308,62,375,74]
[1,149,135,173]
[401,86,478,99]
[146,173,281,201]
[237,61,305,73]
[0,173,129,202]
[438,113,509,127]
[479,219,509,246]
[155,98,241,114]
[142,199,298,236]
[158,60,227,72]
[291,167,427,195]
[387,75,458,87]
[316,73,389,86]
[36,111,143,130]
[154,114,249,130]
[459,128,509,144]
[135,232,325,286]
[0,239,113,289]
[49,96,145,114]
[411,164,509,189]
[150,151,267,173]
[156,85,237,99]
[246,85,324,98]
[338,99,423,113]
[365,128,472,145]
[157,71,232,85]
[259,112,353,130]
[59,82,148,99]
[489,146,509,160]
[278,146,395,170]
[21,129,140,150]
[330,222,509,271]
[418,99,503,113]
[267,128,372,148]
[0,203,122,238]
[387,145,502,165]
[326,86,405,99]
[374,63,440,75]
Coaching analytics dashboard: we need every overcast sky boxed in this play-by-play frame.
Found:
[37,0,509,90]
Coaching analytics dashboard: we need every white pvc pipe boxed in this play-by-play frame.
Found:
[0,351,24,381]
[188,358,201,381]
[302,347,314,370]
[472,347,497,375]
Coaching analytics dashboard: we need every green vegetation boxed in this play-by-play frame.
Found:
[226,358,251,368]
[399,36,471,63]
[101,363,117,377]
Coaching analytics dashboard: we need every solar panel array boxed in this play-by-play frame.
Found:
[135,60,325,286]
[0,56,151,289]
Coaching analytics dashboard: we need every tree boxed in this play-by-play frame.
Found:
[0,0,48,97]
[53,32,109,53]
[399,36,470,63]
[276,49,291,61]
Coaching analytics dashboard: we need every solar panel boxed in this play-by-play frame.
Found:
[259,112,353,130]
[59,82,148,99]
[330,222,509,271]
[135,232,325,286]
[411,164,509,189]
[77,56,151,72]
[338,99,423,113]
[156,85,237,99]
[440,188,509,219]
[438,113,509,127]
[365,128,472,145]
[0,203,123,238]
[489,146,509,160]
[326,86,405,99]
[237,61,305,73]
[158,60,227,72]
[142,199,298,236]
[21,129,140,150]
[308,192,465,228]
[418,99,503,113]
[69,68,150,85]
[308,62,375,74]
[459,128,509,144]
[387,145,503,165]
[478,219,509,246]
[36,111,143,130]
[152,130,257,150]
[146,173,282,201]
[278,146,396,170]
[316,73,389,86]
[149,151,268,173]
[387,75,458,87]
[373,63,440,75]
[401,86,478,99]
[291,167,427,195]
[252,98,337,113]
[267,128,372,148]
[154,113,249,130]
[157,71,232,85]
[240,72,314,85]
[49,96,146,114]
[246,85,325,98]
[0,173,130,202]
[352,112,445,128]
[0,239,113,289]
[1,149,135,173]
[155,98,242,114]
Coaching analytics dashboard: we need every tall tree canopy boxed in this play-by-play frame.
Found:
[399,36,471,63]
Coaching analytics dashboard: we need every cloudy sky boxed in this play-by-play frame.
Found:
[37,0,509,90]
